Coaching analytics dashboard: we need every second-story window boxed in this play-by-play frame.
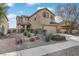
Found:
[33,15,36,21]
[34,17,36,21]
[43,12,49,18]
[51,16,53,19]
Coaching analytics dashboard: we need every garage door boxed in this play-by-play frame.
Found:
[44,26,56,34]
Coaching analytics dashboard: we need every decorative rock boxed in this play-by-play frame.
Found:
[29,38,35,42]
[35,36,40,40]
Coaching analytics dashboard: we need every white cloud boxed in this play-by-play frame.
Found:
[7,14,16,19]
[7,14,16,28]
[55,16,63,23]
[37,7,55,12]
[37,7,44,10]
[27,3,40,6]
[47,7,55,12]
[27,3,36,5]
[7,3,15,7]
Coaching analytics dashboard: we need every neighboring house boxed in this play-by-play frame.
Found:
[57,21,79,33]
[0,16,8,35]
[16,16,31,32]
[16,8,58,33]
[57,21,71,33]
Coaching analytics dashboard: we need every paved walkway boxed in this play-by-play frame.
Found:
[0,34,79,56]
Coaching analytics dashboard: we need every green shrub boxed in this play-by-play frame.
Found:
[45,36,50,42]
[48,34,53,39]
[45,34,53,42]
[27,32,31,37]
[45,34,66,42]
[23,31,32,37]
[51,35,66,41]
[23,32,27,36]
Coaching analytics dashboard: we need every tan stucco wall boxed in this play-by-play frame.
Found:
[30,9,55,29]
[0,16,8,34]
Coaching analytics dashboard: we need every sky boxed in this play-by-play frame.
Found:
[7,3,77,28]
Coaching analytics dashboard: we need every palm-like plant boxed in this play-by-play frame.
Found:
[0,3,8,24]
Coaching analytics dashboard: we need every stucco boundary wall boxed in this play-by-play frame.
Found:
[0,34,79,56]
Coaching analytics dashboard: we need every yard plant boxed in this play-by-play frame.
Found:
[45,34,66,42]
[23,31,32,37]
[45,34,52,42]
[51,35,66,41]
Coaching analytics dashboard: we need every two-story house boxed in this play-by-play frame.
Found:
[16,8,58,33]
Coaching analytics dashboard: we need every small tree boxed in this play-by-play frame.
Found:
[0,3,8,24]
[56,4,79,34]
